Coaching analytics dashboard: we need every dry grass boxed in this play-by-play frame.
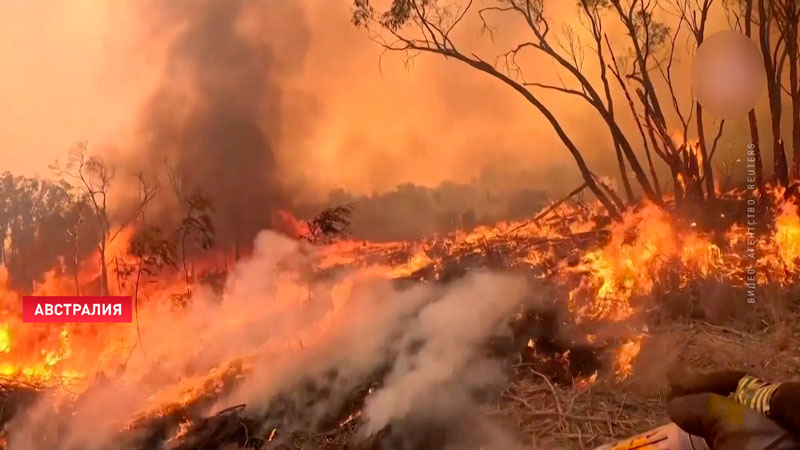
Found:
[656,321,800,382]
[493,365,666,449]
[495,313,800,449]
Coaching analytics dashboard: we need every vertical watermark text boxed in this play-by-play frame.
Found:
[745,143,757,304]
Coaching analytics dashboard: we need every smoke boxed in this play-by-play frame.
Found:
[303,174,550,242]
[0,0,773,208]
[357,270,528,446]
[134,0,312,245]
[0,0,600,211]
[6,231,537,449]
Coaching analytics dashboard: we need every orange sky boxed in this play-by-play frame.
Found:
[0,0,159,177]
[0,0,756,201]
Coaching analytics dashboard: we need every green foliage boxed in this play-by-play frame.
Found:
[113,227,176,295]
[578,0,611,8]
[352,0,435,30]
[129,227,176,275]
[633,10,670,52]
[382,0,416,30]
[0,171,97,291]
[352,0,375,27]
[176,192,215,252]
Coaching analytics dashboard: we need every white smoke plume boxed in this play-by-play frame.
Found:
[6,231,538,449]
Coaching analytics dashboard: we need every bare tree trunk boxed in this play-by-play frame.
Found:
[612,4,669,134]
[134,259,147,359]
[544,37,660,203]
[638,87,687,202]
[612,3,686,204]
[605,38,663,200]
[99,240,109,296]
[613,142,635,202]
[759,0,789,185]
[493,1,659,206]
[642,136,663,201]
[790,39,800,179]
[586,10,634,205]
[181,231,190,287]
[603,115,660,204]
[696,105,715,199]
[668,0,716,199]
[73,227,81,296]
[693,4,715,200]
[681,144,704,201]
[596,176,627,211]
[772,0,800,179]
[749,112,766,193]
[777,139,790,185]
[745,0,765,196]
[428,52,624,221]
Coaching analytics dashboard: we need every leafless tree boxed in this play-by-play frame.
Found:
[771,0,800,180]
[165,161,216,290]
[354,0,627,220]
[671,0,722,199]
[755,0,790,185]
[52,142,157,295]
[355,0,800,213]
[353,0,728,217]
[724,0,766,195]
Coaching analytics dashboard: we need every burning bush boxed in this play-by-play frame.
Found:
[1,185,800,449]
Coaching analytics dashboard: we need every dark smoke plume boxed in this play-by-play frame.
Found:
[137,0,310,249]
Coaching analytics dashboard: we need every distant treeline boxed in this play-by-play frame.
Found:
[299,181,548,242]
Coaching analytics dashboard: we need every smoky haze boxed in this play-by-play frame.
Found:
[134,0,311,246]
[0,0,590,204]
[0,0,768,236]
[6,232,535,450]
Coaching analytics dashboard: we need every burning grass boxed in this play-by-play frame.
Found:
[2,188,800,449]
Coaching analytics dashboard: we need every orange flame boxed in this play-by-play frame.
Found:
[1,188,800,420]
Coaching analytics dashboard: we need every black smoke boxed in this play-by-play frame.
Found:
[137,0,311,250]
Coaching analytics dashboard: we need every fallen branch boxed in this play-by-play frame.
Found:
[533,182,589,225]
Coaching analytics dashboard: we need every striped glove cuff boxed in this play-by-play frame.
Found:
[734,375,781,415]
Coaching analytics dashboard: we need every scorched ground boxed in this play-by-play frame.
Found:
[2,189,800,449]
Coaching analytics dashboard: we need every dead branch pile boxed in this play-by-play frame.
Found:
[494,366,666,450]
[4,197,800,450]
[0,379,40,449]
[0,379,39,427]
[2,302,798,450]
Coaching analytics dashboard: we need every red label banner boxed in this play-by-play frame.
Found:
[22,296,133,323]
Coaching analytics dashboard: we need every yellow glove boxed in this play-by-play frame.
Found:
[734,376,781,416]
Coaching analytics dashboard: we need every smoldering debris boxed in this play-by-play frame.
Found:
[135,0,312,249]
[3,232,552,450]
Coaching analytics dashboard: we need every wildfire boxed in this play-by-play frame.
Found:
[3,188,800,448]
[565,204,708,321]
[774,202,800,271]
[0,324,9,353]
[0,227,188,387]
[615,337,643,380]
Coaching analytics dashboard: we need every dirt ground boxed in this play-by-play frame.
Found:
[499,305,800,449]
